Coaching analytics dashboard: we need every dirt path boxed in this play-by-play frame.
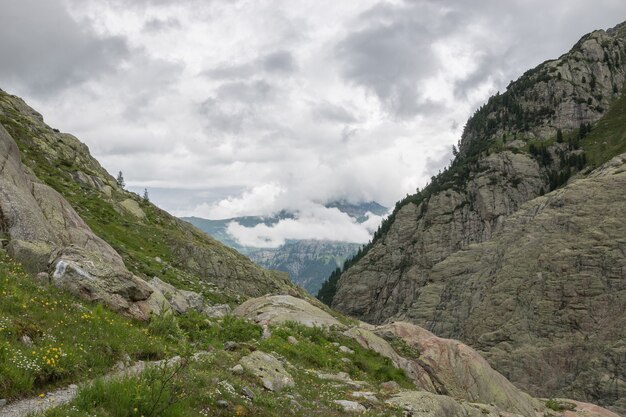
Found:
[0,352,208,417]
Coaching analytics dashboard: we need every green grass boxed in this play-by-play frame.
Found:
[38,327,410,417]
[582,82,626,166]
[259,322,414,388]
[0,252,176,400]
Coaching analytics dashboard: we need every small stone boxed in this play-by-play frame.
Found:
[20,335,33,347]
[339,346,354,354]
[241,386,255,399]
[333,400,366,413]
[240,351,294,392]
[154,256,162,263]
[380,381,401,393]
[341,357,352,364]
[332,342,340,347]
[216,400,230,408]
[351,391,379,403]
[287,336,298,345]
[262,325,272,339]
[224,341,238,351]
[290,399,303,410]
[231,364,244,374]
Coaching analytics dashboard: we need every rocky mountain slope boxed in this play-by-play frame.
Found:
[183,201,387,294]
[328,22,626,413]
[0,89,293,315]
[247,240,362,294]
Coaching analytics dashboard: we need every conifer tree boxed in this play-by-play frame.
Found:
[116,171,125,188]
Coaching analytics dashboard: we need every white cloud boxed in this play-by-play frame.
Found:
[1,0,625,227]
[226,205,385,248]
[189,183,285,219]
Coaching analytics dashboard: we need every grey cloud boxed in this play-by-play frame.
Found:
[312,101,358,124]
[0,0,129,96]
[439,0,626,99]
[260,51,296,73]
[423,147,453,178]
[143,17,182,33]
[216,80,274,102]
[335,1,462,118]
[199,97,248,134]
[198,80,275,133]
[120,57,185,120]
[204,50,297,80]
[206,64,255,80]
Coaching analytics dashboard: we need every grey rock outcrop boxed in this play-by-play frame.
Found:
[149,277,204,314]
[0,124,155,319]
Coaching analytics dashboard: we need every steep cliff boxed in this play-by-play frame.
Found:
[0,89,293,315]
[330,22,626,413]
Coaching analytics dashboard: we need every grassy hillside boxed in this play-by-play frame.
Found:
[0,251,176,399]
[39,320,411,417]
[0,90,293,305]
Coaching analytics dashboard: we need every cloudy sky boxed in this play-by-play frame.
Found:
[1,0,625,246]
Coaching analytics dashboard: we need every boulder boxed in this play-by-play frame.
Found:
[333,400,366,413]
[375,322,539,417]
[119,198,146,220]
[149,277,204,314]
[385,390,506,417]
[203,304,231,318]
[233,294,344,328]
[239,351,294,392]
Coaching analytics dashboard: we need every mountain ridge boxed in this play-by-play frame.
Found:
[328,22,626,413]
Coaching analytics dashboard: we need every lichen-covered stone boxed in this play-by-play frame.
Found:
[239,351,294,392]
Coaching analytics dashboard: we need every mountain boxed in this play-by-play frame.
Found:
[326,22,626,413]
[182,201,387,293]
[248,240,362,294]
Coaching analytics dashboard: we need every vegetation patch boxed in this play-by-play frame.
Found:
[0,252,175,400]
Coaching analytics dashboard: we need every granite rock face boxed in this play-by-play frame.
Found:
[331,23,626,413]
[345,323,538,417]
[0,124,154,319]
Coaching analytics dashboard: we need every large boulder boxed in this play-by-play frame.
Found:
[385,390,514,417]
[233,294,345,328]
[374,322,538,417]
[239,351,294,392]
